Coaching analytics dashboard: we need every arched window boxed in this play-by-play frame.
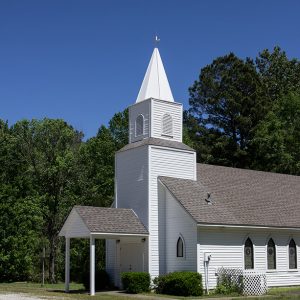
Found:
[244,238,254,269]
[135,115,144,136]
[267,238,276,269]
[162,114,173,137]
[177,237,184,257]
[289,239,297,269]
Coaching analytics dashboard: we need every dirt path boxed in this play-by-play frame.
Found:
[0,294,58,300]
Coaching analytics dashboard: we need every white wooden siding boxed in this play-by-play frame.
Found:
[149,146,196,277]
[151,99,182,142]
[106,239,116,283]
[59,209,90,238]
[165,188,197,273]
[158,183,167,274]
[197,227,300,288]
[116,146,149,227]
[129,100,151,143]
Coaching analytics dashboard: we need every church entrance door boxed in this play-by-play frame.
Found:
[120,242,144,273]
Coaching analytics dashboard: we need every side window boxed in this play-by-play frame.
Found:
[162,113,173,137]
[267,238,276,269]
[135,115,144,137]
[289,239,297,269]
[244,237,254,269]
[177,237,184,257]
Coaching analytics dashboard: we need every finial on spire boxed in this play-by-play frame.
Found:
[154,35,160,47]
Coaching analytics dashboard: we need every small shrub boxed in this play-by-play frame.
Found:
[121,272,150,293]
[153,271,203,296]
[215,273,242,295]
[82,269,110,291]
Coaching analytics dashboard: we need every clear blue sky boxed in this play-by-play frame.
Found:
[1,0,299,138]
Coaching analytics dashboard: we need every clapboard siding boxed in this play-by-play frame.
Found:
[106,239,116,283]
[150,146,196,277]
[116,146,149,227]
[129,100,151,143]
[165,189,197,272]
[152,99,182,142]
[158,183,167,274]
[197,227,300,288]
[59,209,90,238]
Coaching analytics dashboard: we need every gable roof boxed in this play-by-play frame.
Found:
[75,206,148,234]
[159,164,300,229]
[60,206,148,237]
[118,137,194,153]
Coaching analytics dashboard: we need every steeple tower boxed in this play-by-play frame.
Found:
[113,46,196,282]
[129,47,183,143]
[136,48,174,103]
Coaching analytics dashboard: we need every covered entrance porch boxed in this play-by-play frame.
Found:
[59,206,149,296]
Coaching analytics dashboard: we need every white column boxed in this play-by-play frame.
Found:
[65,237,70,292]
[90,235,95,296]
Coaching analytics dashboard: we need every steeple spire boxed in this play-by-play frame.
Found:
[136,48,174,103]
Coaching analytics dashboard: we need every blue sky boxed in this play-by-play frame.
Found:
[0,0,299,138]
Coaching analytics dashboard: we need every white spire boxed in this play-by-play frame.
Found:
[136,48,174,103]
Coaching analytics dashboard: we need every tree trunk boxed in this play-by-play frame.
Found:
[49,237,56,283]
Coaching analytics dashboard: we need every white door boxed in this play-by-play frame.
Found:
[120,243,144,273]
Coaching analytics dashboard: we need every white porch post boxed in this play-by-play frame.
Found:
[90,235,95,296]
[65,237,70,292]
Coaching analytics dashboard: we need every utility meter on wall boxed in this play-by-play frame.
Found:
[204,252,212,262]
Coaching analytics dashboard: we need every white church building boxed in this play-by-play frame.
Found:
[60,47,300,295]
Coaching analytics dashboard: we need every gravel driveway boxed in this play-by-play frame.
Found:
[0,294,56,300]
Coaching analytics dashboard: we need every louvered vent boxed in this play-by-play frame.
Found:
[135,115,144,136]
[162,113,173,137]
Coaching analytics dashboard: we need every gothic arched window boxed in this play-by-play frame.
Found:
[177,237,184,257]
[289,239,297,269]
[244,237,254,269]
[162,113,173,137]
[267,238,276,269]
[135,115,144,136]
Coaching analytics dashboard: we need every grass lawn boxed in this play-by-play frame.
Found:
[0,282,132,299]
[1,282,300,299]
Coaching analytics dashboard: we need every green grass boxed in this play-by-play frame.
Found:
[1,282,300,299]
[0,282,133,299]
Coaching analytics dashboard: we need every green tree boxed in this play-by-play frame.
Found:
[108,108,128,149]
[11,118,83,283]
[188,53,269,167]
[0,120,43,281]
[78,126,116,207]
[252,92,300,175]
[256,46,300,101]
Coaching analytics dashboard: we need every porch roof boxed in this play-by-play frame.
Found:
[59,206,148,238]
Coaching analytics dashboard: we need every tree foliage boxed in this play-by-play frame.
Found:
[252,92,300,175]
[187,47,300,169]
[0,110,129,283]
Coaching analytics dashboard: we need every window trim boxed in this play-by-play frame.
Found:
[288,238,297,270]
[267,238,276,270]
[244,237,254,270]
[176,236,185,258]
[161,113,173,138]
[135,114,144,137]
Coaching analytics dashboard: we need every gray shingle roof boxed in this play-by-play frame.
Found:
[118,137,194,153]
[159,164,300,228]
[74,206,148,235]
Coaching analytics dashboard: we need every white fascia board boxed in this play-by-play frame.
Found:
[91,232,149,238]
[150,145,195,155]
[197,223,300,231]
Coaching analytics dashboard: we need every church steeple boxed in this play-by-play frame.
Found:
[136,48,174,103]
[129,47,182,143]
